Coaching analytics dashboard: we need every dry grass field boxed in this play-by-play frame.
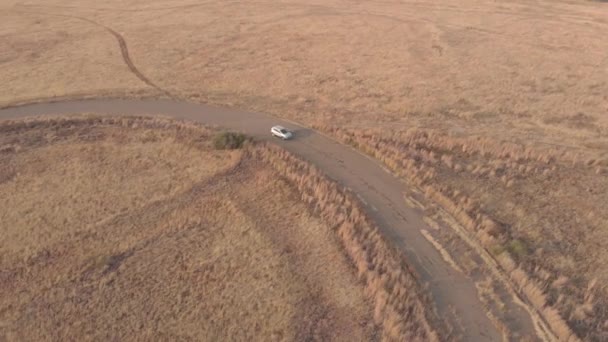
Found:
[0,117,381,341]
[320,126,608,341]
[0,0,606,153]
[2,0,607,340]
[1,0,607,149]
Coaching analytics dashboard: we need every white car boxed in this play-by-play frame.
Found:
[271,125,293,140]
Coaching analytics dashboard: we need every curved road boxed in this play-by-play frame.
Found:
[1,99,515,341]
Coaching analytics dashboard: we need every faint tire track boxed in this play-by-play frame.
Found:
[13,8,175,99]
[100,24,174,99]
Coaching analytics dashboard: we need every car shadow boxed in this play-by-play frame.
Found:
[291,128,314,140]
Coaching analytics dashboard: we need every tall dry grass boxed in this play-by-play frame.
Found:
[314,125,608,341]
[0,116,375,341]
[249,143,447,341]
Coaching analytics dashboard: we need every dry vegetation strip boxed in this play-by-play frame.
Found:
[315,126,608,341]
[250,143,447,341]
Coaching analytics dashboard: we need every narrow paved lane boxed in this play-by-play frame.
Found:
[1,99,512,341]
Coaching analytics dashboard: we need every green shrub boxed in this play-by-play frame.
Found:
[490,239,529,260]
[506,238,529,259]
[213,131,249,150]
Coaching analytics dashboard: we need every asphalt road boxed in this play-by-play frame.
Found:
[0,99,506,341]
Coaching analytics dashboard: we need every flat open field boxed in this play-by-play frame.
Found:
[1,0,607,152]
[0,118,375,341]
[2,0,607,340]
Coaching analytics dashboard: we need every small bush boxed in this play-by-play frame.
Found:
[213,131,249,150]
[506,239,529,260]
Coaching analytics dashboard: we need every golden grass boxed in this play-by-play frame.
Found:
[0,117,376,341]
[319,126,608,341]
[1,0,607,151]
[2,0,607,339]
[0,117,236,260]
[251,143,447,341]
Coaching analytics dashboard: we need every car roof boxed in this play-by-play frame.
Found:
[272,125,287,130]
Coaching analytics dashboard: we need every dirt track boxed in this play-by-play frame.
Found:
[0,99,546,341]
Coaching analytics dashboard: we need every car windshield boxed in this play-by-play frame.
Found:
[280,129,288,134]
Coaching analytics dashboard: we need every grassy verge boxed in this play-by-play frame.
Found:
[250,143,447,341]
[314,125,608,341]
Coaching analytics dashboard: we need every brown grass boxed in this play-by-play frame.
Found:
[1,0,607,152]
[250,143,447,341]
[2,0,607,339]
[0,117,377,341]
[317,126,608,341]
